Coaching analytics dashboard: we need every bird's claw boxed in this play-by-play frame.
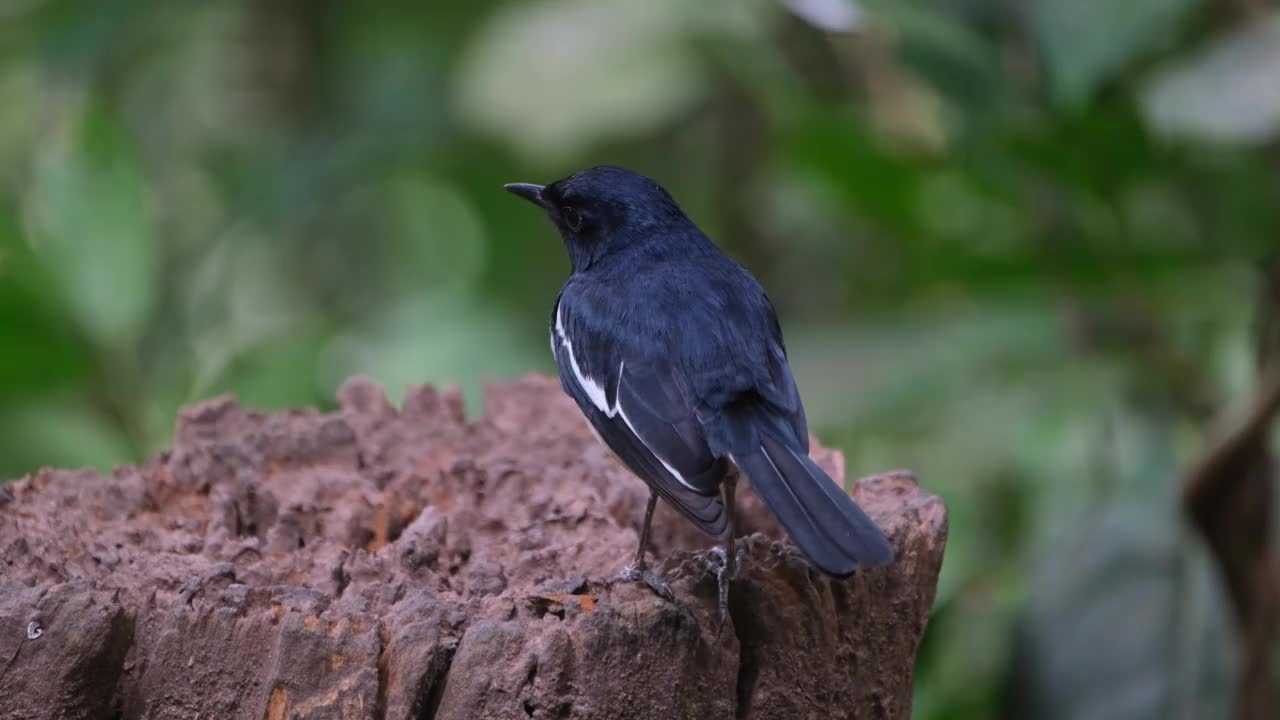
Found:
[615,561,674,602]
[701,546,727,573]
[698,545,743,627]
[716,560,731,627]
[699,546,743,578]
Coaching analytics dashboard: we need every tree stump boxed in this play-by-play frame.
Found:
[0,375,947,720]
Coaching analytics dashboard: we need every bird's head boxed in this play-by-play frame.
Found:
[505,165,684,271]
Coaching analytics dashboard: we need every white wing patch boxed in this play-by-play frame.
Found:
[554,303,697,492]
[555,303,611,414]
[616,395,696,491]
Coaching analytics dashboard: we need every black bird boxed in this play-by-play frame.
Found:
[505,166,893,617]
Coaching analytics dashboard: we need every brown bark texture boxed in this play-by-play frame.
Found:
[0,374,947,720]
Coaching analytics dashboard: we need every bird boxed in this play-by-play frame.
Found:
[505,166,893,619]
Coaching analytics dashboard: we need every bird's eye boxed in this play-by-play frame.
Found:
[562,206,583,232]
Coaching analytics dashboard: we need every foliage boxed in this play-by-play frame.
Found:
[1,1,1277,717]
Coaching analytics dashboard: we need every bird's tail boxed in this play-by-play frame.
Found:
[732,425,893,577]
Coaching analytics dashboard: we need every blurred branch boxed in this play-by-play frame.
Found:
[1228,0,1269,23]
[249,0,324,123]
[712,82,771,277]
[1182,260,1280,720]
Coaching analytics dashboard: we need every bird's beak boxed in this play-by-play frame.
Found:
[504,183,547,208]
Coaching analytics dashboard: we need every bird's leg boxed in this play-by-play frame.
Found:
[635,488,658,568]
[717,469,739,624]
[615,489,673,601]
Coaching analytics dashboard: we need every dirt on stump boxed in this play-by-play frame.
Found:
[0,374,947,720]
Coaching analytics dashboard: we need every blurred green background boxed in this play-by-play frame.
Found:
[2,0,1278,717]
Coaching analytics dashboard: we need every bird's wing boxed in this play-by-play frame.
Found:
[674,279,809,452]
[678,279,892,575]
[551,293,728,537]
[758,298,809,450]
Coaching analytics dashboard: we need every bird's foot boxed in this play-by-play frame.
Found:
[716,561,732,627]
[615,561,674,602]
[699,546,743,627]
[700,546,727,573]
[698,546,744,578]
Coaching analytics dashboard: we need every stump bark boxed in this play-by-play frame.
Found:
[0,374,947,720]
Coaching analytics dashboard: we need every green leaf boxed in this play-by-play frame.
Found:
[184,231,317,399]
[0,64,39,182]
[0,204,91,402]
[1031,0,1199,107]
[781,112,929,238]
[1141,12,1280,144]
[213,334,329,412]
[454,0,763,161]
[318,296,545,418]
[0,281,90,402]
[22,106,155,348]
[0,401,134,481]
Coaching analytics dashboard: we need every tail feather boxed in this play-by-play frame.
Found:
[733,429,893,577]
